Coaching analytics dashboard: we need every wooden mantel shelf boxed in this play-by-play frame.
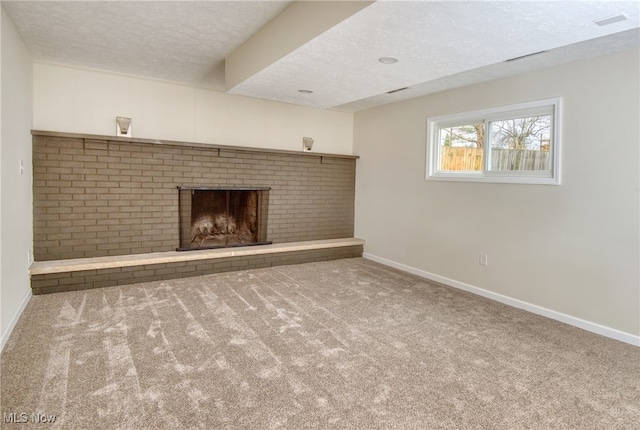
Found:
[31,130,359,160]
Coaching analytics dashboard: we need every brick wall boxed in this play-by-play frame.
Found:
[33,133,357,261]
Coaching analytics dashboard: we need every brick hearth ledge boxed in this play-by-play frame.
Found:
[30,238,364,276]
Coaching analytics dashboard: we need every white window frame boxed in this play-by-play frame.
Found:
[426,97,562,185]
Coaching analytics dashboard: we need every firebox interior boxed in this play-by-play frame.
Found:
[178,187,270,251]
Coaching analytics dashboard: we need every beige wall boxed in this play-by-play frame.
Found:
[354,49,640,341]
[1,7,33,348]
[33,62,354,155]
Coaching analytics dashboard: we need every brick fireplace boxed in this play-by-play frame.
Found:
[30,131,362,294]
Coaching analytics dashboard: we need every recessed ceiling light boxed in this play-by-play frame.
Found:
[594,14,628,27]
[378,57,399,65]
[298,89,313,94]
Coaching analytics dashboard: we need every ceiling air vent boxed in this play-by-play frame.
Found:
[387,87,409,94]
[505,50,549,63]
[594,14,628,27]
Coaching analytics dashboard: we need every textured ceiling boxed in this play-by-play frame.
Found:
[338,27,640,111]
[2,1,292,90]
[3,1,640,111]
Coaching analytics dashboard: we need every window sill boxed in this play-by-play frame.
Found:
[426,174,560,185]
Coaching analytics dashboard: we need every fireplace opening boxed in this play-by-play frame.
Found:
[178,186,270,251]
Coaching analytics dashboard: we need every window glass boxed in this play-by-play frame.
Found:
[439,124,484,171]
[488,115,552,171]
[426,98,561,185]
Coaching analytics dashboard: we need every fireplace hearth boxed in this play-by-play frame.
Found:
[178,186,270,251]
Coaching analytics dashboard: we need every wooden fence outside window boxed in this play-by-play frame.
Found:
[440,147,551,171]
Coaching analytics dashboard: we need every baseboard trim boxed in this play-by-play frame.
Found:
[363,253,640,347]
[1,289,32,352]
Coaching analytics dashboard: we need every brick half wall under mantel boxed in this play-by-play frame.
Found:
[32,131,358,262]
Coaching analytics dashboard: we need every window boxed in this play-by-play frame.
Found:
[426,98,561,184]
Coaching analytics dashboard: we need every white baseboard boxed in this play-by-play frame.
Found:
[1,289,32,352]
[363,253,640,347]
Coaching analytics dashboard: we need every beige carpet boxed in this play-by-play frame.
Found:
[2,258,639,429]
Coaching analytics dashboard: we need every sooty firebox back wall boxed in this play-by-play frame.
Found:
[178,187,270,250]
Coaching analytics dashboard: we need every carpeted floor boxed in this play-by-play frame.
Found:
[1,258,639,429]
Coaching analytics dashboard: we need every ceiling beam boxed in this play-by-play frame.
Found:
[225,0,374,91]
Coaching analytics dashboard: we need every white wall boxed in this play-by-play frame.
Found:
[354,49,640,344]
[33,62,354,155]
[1,7,33,350]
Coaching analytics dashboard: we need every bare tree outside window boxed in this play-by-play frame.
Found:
[489,115,552,150]
[441,123,484,148]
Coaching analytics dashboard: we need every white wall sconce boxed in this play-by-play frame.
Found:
[116,117,132,137]
[303,137,314,152]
